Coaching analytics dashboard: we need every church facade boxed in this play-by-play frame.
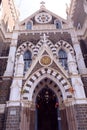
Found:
[0,0,87,130]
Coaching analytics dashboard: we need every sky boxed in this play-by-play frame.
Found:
[14,0,71,21]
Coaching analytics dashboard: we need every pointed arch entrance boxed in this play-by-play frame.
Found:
[33,78,68,130]
[36,87,59,130]
[36,86,61,130]
[21,68,72,130]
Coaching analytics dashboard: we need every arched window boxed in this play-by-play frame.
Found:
[23,50,32,73]
[26,21,32,30]
[58,49,68,70]
[55,20,62,29]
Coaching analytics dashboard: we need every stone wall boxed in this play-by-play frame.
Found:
[82,77,87,97]
[0,79,12,130]
[66,104,87,130]
[72,0,86,28]
[74,104,87,130]
[5,106,20,130]
[0,113,5,130]
[18,32,72,47]
[0,79,12,104]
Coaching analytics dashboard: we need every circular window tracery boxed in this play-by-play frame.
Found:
[40,55,52,66]
[35,12,52,24]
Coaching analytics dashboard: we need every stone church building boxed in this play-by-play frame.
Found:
[0,0,87,130]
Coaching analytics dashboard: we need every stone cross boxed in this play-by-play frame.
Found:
[40,1,45,8]
[40,33,49,43]
[40,1,45,6]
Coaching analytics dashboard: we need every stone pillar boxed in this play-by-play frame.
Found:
[66,105,77,130]
[60,108,69,130]
[20,107,30,130]
[68,52,78,75]
[67,52,86,101]
[71,29,87,74]
[20,102,35,130]
[4,24,19,77]
[29,103,35,130]
[9,54,24,102]
[71,76,86,100]
[15,54,24,77]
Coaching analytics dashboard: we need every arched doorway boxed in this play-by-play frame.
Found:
[36,86,61,130]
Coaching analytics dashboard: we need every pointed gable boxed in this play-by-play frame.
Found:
[19,5,68,30]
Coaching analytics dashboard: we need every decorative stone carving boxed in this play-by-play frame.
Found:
[35,12,52,24]
[40,55,51,66]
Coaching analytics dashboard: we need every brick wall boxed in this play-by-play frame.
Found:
[0,113,5,130]
[0,59,8,77]
[72,0,86,28]
[82,77,87,97]
[75,104,87,130]
[18,32,72,47]
[0,79,12,104]
[0,79,12,130]
[66,104,87,130]
[5,106,20,130]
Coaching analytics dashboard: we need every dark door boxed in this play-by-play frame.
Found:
[36,87,59,130]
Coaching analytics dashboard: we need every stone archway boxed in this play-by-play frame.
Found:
[21,68,73,130]
[33,78,69,130]
[20,75,70,130]
[22,67,73,101]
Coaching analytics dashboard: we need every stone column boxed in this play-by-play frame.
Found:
[4,24,19,77]
[68,52,78,75]
[71,76,86,100]
[60,108,68,130]
[20,102,35,130]
[65,105,77,130]
[5,54,24,130]
[9,54,24,102]
[70,29,87,74]
[67,52,86,101]
[29,103,36,130]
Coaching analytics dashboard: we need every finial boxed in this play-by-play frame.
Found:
[66,3,69,15]
[40,1,46,8]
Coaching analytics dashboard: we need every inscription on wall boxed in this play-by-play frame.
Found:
[10,110,16,115]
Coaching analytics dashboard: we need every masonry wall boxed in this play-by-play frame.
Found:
[0,113,5,130]
[82,77,87,97]
[66,104,87,130]
[0,79,12,130]
[72,0,87,28]
[5,106,20,130]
